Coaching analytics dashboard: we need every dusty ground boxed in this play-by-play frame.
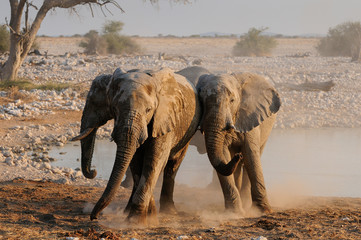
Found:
[1,179,361,239]
[1,37,361,239]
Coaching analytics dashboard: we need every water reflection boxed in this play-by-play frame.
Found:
[49,128,361,197]
[262,128,361,198]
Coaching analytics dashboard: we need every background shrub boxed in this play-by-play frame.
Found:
[80,21,140,55]
[233,27,277,57]
[79,30,107,55]
[0,25,10,53]
[316,21,361,61]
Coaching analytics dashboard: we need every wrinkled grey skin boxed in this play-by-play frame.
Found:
[83,68,201,224]
[120,66,211,186]
[195,72,281,214]
[73,67,207,224]
[73,69,172,219]
[73,69,139,180]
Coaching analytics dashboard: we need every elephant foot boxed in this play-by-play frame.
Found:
[248,203,273,217]
[159,202,178,215]
[148,197,157,219]
[127,210,147,226]
[225,204,245,216]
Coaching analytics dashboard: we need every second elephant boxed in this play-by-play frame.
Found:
[196,72,281,214]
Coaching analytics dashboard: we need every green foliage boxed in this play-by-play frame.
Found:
[79,30,107,55]
[104,34,140,54]
[232,27,277,57]
[80,21,140,55]
[102,21,123,34]
[0,24,10,53]
[316,21,361,61]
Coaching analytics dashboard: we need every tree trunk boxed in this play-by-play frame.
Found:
[1,0,119,81]
[1,42,22,81]
[1,1,50,81]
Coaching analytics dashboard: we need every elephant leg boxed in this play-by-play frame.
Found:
[217,172,244,214]
[159,143,189,214]
[239,166,252,211]
[147,195,158,225]
[243,132,272,214]
[216,146,244,214]
[127,138,172,224]
[124,146,144,213]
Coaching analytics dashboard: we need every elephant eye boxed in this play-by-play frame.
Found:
[146,107,152,113]
[230,98,235,103]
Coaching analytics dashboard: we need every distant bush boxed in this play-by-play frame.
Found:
[316,21,361,61]
[0,24,10,53]
[79,30,107,55]
[232,27,277,57]
[80,21,140,55]
[104,34,140,54]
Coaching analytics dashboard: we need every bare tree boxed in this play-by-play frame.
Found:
[0,0,123,81]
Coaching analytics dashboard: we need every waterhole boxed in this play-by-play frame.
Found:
[49,128,361,197]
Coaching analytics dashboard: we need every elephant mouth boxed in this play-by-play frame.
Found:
[71,127,95,141]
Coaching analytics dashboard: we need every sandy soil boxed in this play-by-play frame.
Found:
[1,179,361,239]
[1,37,361,239]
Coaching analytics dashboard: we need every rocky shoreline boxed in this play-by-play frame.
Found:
[1,37,360,186]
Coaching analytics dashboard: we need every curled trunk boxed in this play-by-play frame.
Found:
[204,127,241,176]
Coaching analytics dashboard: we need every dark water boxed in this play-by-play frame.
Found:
[49,128,361,197]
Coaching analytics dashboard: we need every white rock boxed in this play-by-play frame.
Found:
[177,236,189,240]
[252,237,267,240]
[73,171,83,179]
[42,162,52,170]
[5,157,14,166]
[52,168,62,174]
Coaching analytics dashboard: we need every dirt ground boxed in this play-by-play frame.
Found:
[1,179,361,239]
[1,37,361,239]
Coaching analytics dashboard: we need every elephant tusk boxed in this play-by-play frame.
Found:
[71,128,95,141]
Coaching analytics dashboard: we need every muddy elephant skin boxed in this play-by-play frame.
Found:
[75,68,201,224]
[196,72,281,214]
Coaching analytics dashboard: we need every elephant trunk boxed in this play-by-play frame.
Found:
[90,126,140,220]
[204,120,242,176]
[79,128,98,179]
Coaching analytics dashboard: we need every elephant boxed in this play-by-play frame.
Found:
[73,68,201,224]
[195,72,281,215]
[119,66,211,185]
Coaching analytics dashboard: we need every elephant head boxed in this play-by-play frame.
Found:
[197,73,281,176]
[71,73,115,179]
[90,68,188,220]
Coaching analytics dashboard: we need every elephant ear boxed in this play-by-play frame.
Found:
[106,68,127,104]
[151,68,185,137]
[232,73,281,133]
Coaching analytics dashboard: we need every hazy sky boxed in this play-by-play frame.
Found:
[1,0,361,36]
